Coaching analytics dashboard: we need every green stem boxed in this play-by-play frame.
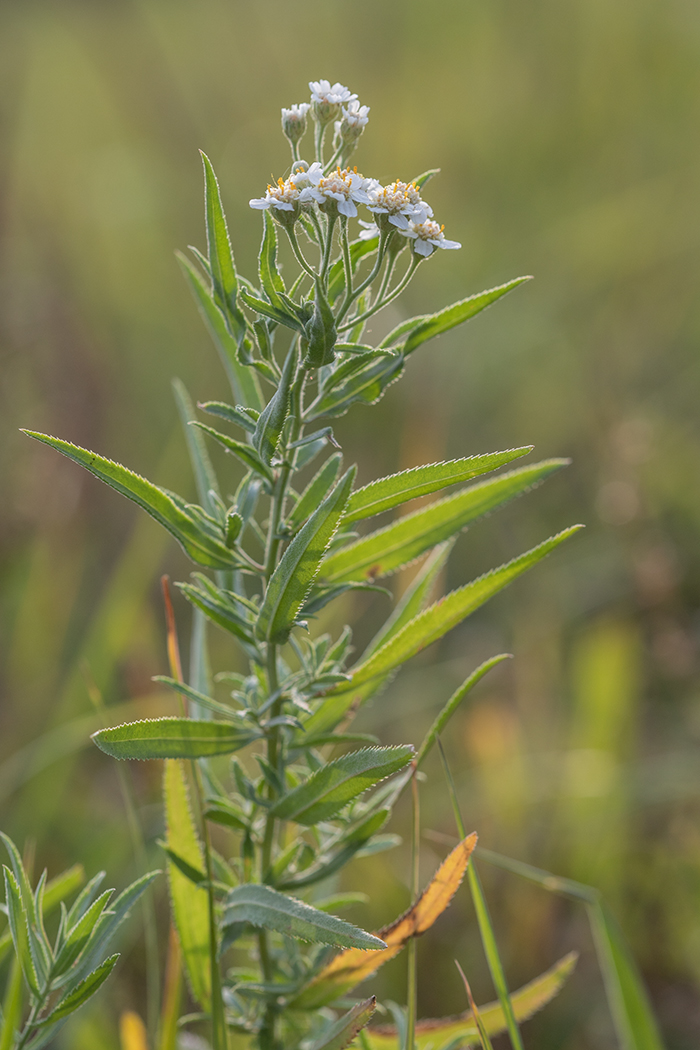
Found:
[338,255,420,333]
[340,218,353,303]
[257,372,305,1050]
[335,231,389,325]
[406,764,420,1050]
[314,120,326,166]
[436,739,524,1050]
[320,213,337,283]
[286,228,317,280]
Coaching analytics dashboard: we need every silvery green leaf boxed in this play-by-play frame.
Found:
[176,251,263,411]
[342,448,533,524]
[256,467,356,643]
[270,745,414,825]
[92,718,258,760]
[221,884,386,950]
[287,453,342,532]
[379,277,532,356]
[21,433,239,570]
[322,460,569,583]
[200,151,247,345]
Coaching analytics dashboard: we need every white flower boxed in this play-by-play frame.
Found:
[334,100,370,145]
[281,103,310,144]
[249,173,303,213]
[367,179,431,231]
[309,80,357,106]
[309,80,358,125]
[403,212,461,257]
[358,220,380,241]
[298,165,373,218]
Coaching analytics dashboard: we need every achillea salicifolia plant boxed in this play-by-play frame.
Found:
[13,80,590,1050]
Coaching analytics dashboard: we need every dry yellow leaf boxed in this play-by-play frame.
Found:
[292,832,477,1009]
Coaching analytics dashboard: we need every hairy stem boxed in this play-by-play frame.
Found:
[406,763,420,1050]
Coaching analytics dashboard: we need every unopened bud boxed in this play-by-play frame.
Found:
[281,103,310,146]
[303,279,337,369]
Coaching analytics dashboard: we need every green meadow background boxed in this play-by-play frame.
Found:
[2,1,700,1047]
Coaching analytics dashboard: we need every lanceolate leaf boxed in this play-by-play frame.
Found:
[190,422,274,485]
[256,467,356,643]
[379,277,532,356]
[287,453,342,532]
[258,210,287,304]
[200,151,247,345]
[308,997,377,1050]
[70,871,159,983]
[299,543,453,739]
[363,952,578,1050]
[3,867,39,996]
[221,884,386,950]
[177,251,263,411]
[153,676,241,720]
[164,761,210,1010]
[36,954,119,1026]
[341,448,533,525]
[252,342,298,466]
[292,833,477,1009]
[92,718,258,760]
[322,461,568,583]
[21,433,239,570]
[307,352,404,421]
[270,746,414,825]
[327,527,583,697]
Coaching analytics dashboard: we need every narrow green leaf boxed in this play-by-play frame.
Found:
[277,810,390,891]
[190,422,274,484]
[287,453,343,532]
[21,432,238,570]
[329,527,583,695]
[304,277,338,369]
[589,901,665,1050]
[52,890,113,977]
[411,168,440,189]
[200,151,247,344]
[153,676,241,720]
[270,746,414,825]
[69,871,159,983]
[300,543,452,738]
[199,400,258,433]
[309,997,377,1050]
[36,954,118,1026]
[256,466,356,643]
[221,884,386,950]
[252,342,298,465]
[177,579,256,649]
[342,448,533,524]
[379,277,532,356]
[240,287,305,334]
[164,760,211,1010]
[176,251,263,410]
[258,210,286,303]
[323,461,567,584]
[327,237,378,304]
[307,353,404,421]
[2,869,39,997]
[0,838,50,986]
[416,655,512,767]
[91,718,257,760]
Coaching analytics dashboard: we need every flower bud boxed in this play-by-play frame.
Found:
[281,103,310,147]
[303,279,337,369]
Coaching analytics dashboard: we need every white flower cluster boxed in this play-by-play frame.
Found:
[251,80,461,257]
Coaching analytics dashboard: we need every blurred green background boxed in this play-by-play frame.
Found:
[2,1,700,1047]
